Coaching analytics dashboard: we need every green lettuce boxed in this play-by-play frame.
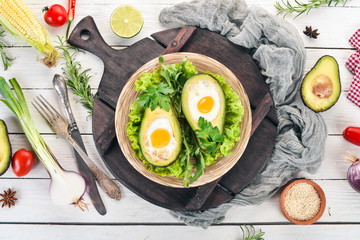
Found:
[126,58,244,181]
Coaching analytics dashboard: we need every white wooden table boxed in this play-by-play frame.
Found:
[1,0,360,239]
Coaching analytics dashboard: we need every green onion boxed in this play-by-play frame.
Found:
[0,77,86,207]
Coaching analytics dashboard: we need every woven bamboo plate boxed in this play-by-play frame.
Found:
[115,52,252,188]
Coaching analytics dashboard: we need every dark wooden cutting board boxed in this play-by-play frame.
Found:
[68,16,278,212]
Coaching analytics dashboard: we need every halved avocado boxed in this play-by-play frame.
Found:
[181,73,226,133]
[139,106,182,167]
[301,55,341,112]
[0,119,11,175]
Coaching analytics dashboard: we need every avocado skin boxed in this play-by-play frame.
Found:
[181,73,226,133]
[139,106,182,168]
[301,55,341,112]
[0,119,11,176]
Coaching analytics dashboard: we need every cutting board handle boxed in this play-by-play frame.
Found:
[68,16,117,61]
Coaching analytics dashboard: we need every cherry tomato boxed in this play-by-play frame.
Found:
[343,126,360,146]
[43,4,67,27]
[11,149,35,177]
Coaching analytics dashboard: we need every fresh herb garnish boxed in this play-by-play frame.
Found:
[179,119,196,187]
[136,83,174,111]
[195,117,224,154]
[190,146,205,183]
[240,225,265,240]
[275,0,347,18]
[179,119,206,187]
[57,37,95,116]
[0,29,14,71]
[159,55,188,116]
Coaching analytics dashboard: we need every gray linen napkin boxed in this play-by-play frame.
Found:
[159,0,327,228]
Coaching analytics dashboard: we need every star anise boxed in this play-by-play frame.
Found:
[303,26,320,39]
[0,188,17,208]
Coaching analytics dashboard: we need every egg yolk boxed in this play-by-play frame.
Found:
[151,128,171,148]
[197,96,214,113]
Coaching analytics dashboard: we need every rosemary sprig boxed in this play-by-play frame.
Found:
[0,29,14,71]
[275,0,348,18]
[56,37,95,117]
[240,225,265,240]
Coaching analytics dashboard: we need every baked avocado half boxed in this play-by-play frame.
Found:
[139,106,182,167]
[301,55,341,112]
[0,120,11,176]
[181,74,226,134]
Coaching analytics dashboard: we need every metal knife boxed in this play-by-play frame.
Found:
[53,74,107,215]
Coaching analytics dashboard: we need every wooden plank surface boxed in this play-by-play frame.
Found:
[0,179,358,223]
[0,0,360,239]
[1,224,360,240]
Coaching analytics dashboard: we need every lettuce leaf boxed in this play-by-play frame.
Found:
[126,58,244,181]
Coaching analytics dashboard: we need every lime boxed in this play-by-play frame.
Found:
[110,5,144,38]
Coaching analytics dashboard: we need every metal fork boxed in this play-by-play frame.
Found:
[32,95,121,200]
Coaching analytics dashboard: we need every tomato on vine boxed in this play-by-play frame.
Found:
[43,4,67,27]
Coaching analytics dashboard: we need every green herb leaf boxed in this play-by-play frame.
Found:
[0,29,15,71]
[189,147,205,184]
[136,82,174,111]
[56,37,95,117]
[275,0,347,18]
[195,117,224,154]
[240,225,265,240]
[158,56,189,116]
[179,119,194,188]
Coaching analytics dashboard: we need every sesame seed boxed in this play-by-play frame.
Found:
[284,182,321,221]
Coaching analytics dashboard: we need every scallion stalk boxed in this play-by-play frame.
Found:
[0,77,86,208]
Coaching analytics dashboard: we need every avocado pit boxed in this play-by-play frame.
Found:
[312,75,333,99]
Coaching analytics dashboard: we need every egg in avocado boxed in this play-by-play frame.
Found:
[139,106,182,167]
[181,73,226,134]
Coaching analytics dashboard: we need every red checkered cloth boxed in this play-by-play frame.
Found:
[350,29,360,50]
[346,52,360,74]
[347,64,360,107]
[347,29,360,106]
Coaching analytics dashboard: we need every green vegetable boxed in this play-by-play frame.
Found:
[195,117,224,154]
[0,0,60,67]
[57,37,95,116]
[158,56,192,115]
[0,29,14,71]
[0,77,86,206]
[275,0,347,18]
[126,57,244,187]
[239,225,265,240]
[136,83,174,111]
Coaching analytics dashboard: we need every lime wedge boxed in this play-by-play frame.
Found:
[110,5,144,38]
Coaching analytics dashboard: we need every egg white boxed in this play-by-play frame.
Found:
[144,117,177,160]
[187,80,221,122]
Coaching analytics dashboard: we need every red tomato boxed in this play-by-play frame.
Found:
[343,127,360,146]
[11,149,35,177]
[43,4,67,27]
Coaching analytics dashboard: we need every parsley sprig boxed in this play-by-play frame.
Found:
[195,117,224,154]
[0,29,14,71]
[57,37,95,117]
[136,83,174,111]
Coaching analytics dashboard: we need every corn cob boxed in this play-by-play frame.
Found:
[0,0,59,67]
